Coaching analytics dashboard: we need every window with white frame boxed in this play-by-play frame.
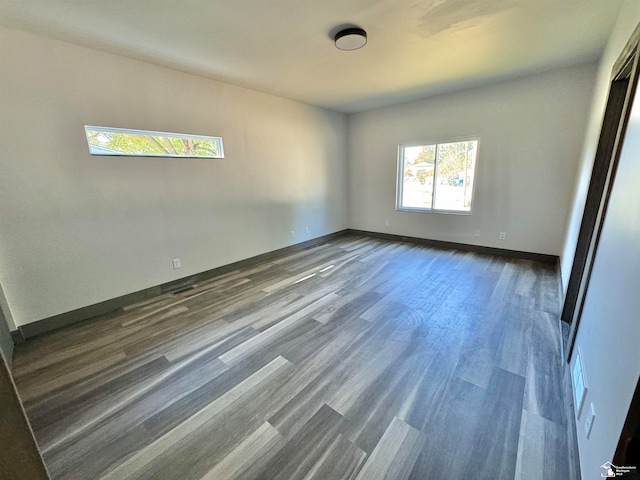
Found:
[84,126,224,158]
[397,138,479,213]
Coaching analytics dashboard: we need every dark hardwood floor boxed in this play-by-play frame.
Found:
[11,236,579,479]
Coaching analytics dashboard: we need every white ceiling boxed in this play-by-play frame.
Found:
[0,0,624,113]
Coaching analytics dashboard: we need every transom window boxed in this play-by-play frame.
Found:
[85,126,224,158]
[397,138,479,213]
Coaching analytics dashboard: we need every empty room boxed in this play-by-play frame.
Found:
[1,1,640,479]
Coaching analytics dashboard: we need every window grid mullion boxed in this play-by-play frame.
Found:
[399,147,407,208]
[432,143,440,209]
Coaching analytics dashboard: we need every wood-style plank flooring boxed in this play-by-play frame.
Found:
[12,236,579,479]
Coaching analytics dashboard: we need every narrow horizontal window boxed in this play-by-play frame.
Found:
[397,138,479,213]
[84,126,224,158]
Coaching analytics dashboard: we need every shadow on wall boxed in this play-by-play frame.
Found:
[0,305,13,370]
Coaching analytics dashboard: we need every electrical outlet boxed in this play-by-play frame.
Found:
[385,220,390,227]
[499,232,507,240]
[585,403,596,439]
[474,230,481,237]
[172,258,181,269]
[305,226,310,234]
[290,230,295,238]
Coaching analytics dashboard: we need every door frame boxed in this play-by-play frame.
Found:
[564,23,640,362]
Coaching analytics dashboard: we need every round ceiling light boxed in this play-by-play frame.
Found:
[334,27,367,51]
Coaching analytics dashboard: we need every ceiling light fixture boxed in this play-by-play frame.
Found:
[334,27,367,51]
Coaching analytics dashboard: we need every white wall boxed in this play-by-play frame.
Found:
[348,64,597,255]
[565,2,640,478]
[0,27,348,327]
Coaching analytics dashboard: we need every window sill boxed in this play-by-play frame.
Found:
[396,207,472,216]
